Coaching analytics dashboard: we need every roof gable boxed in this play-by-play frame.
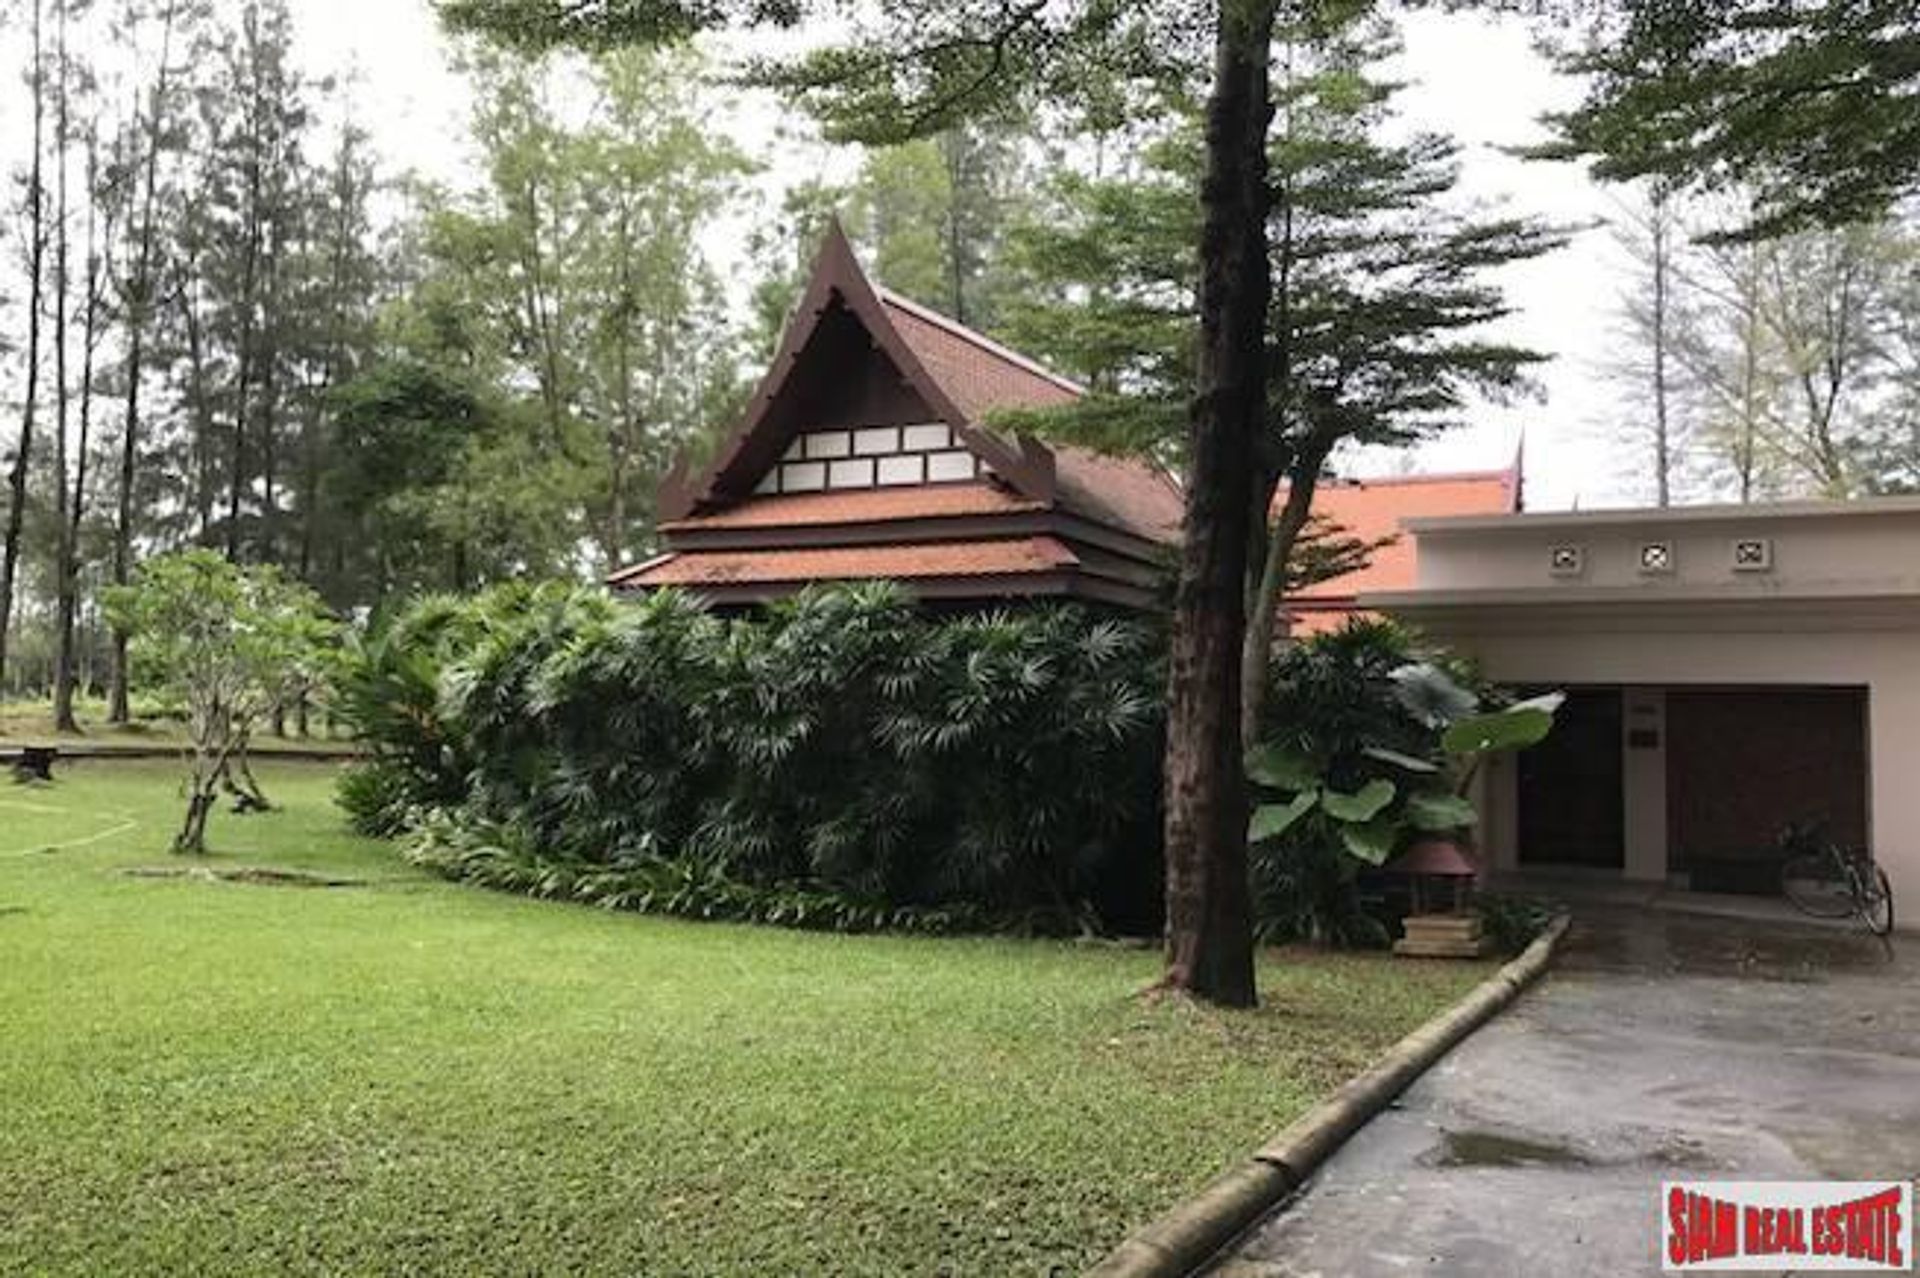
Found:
[660,222,1053,521]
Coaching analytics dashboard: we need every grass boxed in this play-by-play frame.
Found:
[0,696,356,754]
[0,761,1492,1276]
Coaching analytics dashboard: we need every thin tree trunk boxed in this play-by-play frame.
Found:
[50,0,72,725]
[55,131,105,734]
[1,0,48,690]
[1651,189,1672,507]
[110,2,177,724]
[1159,0,1275,1009]
[1240,430,1336,749]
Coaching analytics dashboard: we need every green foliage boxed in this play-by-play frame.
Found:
[338,582,1166,932]
[102,550,341,851]
[1475,892,1557,956]
[403,808,979,934]
[998,12,1561,480]
[1243,619,1556,945]
[332,594,491,834]
[1538,1,1920,239]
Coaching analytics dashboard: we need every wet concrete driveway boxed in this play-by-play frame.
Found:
[1211,909,1920,1277]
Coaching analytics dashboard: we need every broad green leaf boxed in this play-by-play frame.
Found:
[1340,816,1402,865]
[1442,706,1554,757]
[1321,778,1396,823]
[1389,662,1479,728]
[1509,691,1567,717]
[1405,791,1480,831]
[1361,744,1440,774]
[1249,790,1319,843]
[1246,743,1317,792]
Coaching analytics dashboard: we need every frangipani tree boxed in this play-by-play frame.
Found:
[105,551,340,853]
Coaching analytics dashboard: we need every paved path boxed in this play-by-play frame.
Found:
[1212,909,1920,1277]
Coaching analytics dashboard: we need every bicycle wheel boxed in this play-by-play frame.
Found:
[1861,865,1895,937]
[1781,852,1858,919]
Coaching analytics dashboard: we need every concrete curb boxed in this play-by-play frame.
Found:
[1085,913,1573,1278]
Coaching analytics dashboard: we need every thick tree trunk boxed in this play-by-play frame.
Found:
[1159,0,1275,1009]
[1,0,46,691]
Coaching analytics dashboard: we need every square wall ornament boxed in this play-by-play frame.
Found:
[1637,540,1676,575]
[1731,537,1774,572]
[1548,544,1585,578]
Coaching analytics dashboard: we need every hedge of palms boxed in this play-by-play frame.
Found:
[337,581,1167,934]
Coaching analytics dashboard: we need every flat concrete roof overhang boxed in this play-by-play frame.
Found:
[1364,587,1920,635]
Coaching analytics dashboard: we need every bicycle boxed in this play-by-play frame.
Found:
[1777,821,1895,950]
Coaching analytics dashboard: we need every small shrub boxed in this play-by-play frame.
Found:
[1475,893,1556,955]
[402,809,979,935]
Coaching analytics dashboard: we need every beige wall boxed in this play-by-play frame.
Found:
[1407,499,1920,600]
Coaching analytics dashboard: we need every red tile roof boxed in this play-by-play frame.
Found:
[623,537,1080,588]
[1053,446,1184,544]
[1281,470,1520,635]
[658,483,1045,531]
[879,290,1083,419]
[618,227,1181,608]
[876,290,1183,545]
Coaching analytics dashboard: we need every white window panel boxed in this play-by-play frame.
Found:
[781,460,827,492]
[926,450,977,482]
[876,455,924,486]
[803,431,852,459]
[828,458,876,489]
[753,469,779,495]
[781,439,803,461]
[853,427,899,456]
[901,423,951,452]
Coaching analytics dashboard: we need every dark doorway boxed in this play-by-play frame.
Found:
[1666,687,1869,893]
[1518,688,1625,868]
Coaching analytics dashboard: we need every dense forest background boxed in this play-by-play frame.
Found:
[1,0,1917,719]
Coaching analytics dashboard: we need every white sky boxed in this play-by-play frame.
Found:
[13,1,1646,511]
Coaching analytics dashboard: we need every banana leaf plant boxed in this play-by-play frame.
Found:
[1247,662,1562,866]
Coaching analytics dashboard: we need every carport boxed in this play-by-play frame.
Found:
[1367,497,1920,910]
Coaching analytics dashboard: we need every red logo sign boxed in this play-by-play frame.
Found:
[1665,1181,1913,1271]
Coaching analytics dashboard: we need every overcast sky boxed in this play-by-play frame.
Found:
[55,2,1652,511]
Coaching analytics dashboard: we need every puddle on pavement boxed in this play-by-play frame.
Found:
[1557,910,1886,980]
[1423,1129,1594,1169]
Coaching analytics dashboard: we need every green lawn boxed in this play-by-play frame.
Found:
[0,696,356,753]
[0,761,1489,1276]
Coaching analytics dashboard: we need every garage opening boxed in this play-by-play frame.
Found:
[1517,688,1625,869]
[1665,687,1870,894]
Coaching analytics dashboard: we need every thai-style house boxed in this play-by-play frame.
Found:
[608,225,1183,608]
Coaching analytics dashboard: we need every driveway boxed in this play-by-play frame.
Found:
[1211,908,1920,1277]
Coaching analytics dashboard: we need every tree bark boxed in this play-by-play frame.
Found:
[1,0,47,690]
[50,0,74,729]
[110,1,178,724]
[1159,0,1275,1009]
[1240,429,1336,749]
[55,131,105,734]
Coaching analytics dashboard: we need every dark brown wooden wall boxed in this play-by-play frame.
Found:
[1666,687,1869,867]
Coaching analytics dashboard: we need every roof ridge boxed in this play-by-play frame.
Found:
[1285,470,1517,489]
[876,287,1087,399]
